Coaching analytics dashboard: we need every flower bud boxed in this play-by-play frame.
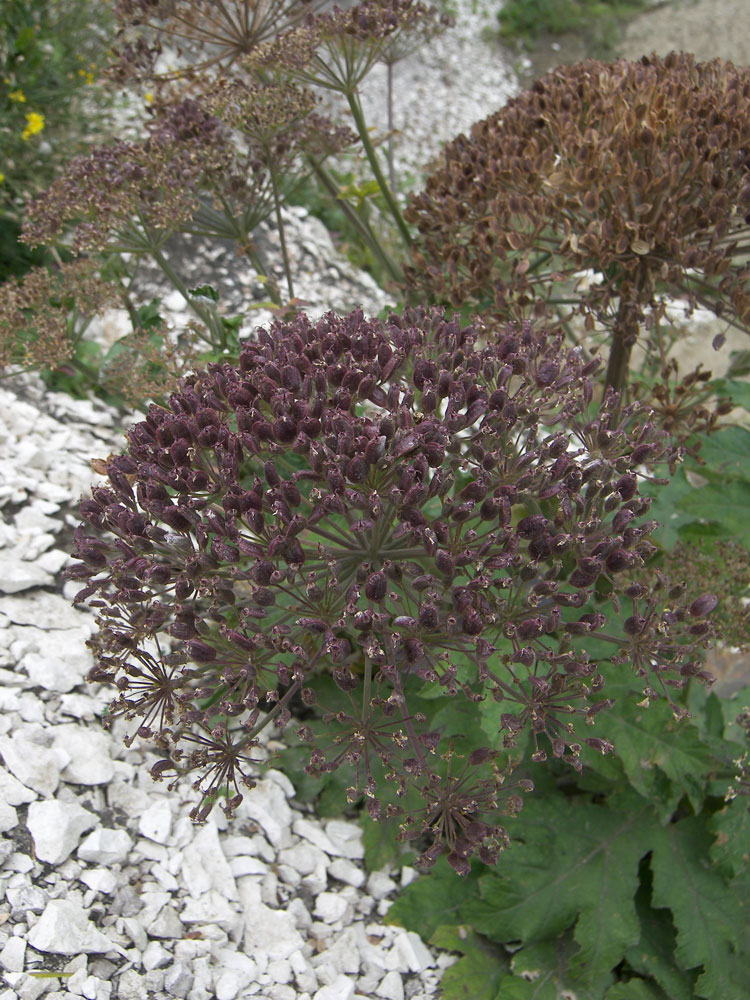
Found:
[689,593,718,618]
[365,571,387,602]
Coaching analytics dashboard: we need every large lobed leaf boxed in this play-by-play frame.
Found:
[460,796,654,991]
[650,817,750,999]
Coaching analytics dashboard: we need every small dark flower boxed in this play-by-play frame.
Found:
[70,306,714,864]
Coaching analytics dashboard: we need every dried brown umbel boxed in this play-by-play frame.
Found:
[22,87,353,304]
[405,53,750,392]
[0,260,117,377]
[22,99,233,253]
[109,0,328,90]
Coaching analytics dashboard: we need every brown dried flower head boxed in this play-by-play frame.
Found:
[406,53,750,390]
[251,0,446,92]
[22,87,349,256]
[22,99,232,253]
[0,261,117,375]
[110,0,329,89]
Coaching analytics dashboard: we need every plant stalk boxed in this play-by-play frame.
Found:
[345,88,412,251]
[306,155,404,285]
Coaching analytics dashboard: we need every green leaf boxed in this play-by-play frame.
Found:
[694,426,750,483]
[710,378,750,412]
[603,981,667,1000]
[601,694,717,815]
[462,796,654,989]
[677,480,750,538]
[709,797,750,878]
[361,812,414,872]
[189,284,219,302]
[726,350,750,378]
[625,868,696,1000]
[504,933,611,999]
[385,855,483,941]
[429,925,507,1000]
[650,817,750,999]
[642,468,697,548]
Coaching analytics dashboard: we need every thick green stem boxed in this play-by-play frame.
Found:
[306,155,403,285]
[269,161,295,301]
[147,242,223,348]
[386,61,396,192]
[345,88,412,251]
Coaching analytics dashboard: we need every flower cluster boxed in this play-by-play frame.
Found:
[22,98,231,252]
[110,0,329,89]
[251,0,448,92]
[22,85,352,260]
[69,307,714,869]
[0,260,117,374]
[405,53,750,390]
[202,77,356,168]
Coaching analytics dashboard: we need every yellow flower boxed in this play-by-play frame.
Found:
[85,72,95,85]
[0,172,5,184]
[144,92,154,104]
[21,111,45,141]
[9,89,26,103]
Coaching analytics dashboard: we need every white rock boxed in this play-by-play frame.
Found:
[376,971,404,1000]
[238,878,305,962]
[312,975,356,1000]
[27,799,98,864]
[138,799,172,844]
[26,899,119,955]
[117,970,149,1000]
[36,547,70,574]
[142,940,172,971]
[367,871,398,900]
[237,776,294,848]
[77,828,133,865]
[220,834,261,857]
[228,856,267,878]
[0,554,54,592]
[181,821,237,900]
[0,936,26,972]
[314,892,350,925]
[400,867,418,888]
[212,949,257,1000]
[164,961,193,996]
[22,628,93,693]
[328,858,365,888]
[325,820,365,860]
[150,861,179,892]
[180,889,240,930]
[0,733,61,794]
[6,882,46,914]
[293,817,337,855]
[0,592,85,629]
[393,932,435,973]
[79,868,118,895]
[5,851,33,872]
[0,800,17,832]
[311,927,361,977]
[278,841,329,878]
[136,888,171,926]
[50,724,115,785]
[147,905,184,940]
